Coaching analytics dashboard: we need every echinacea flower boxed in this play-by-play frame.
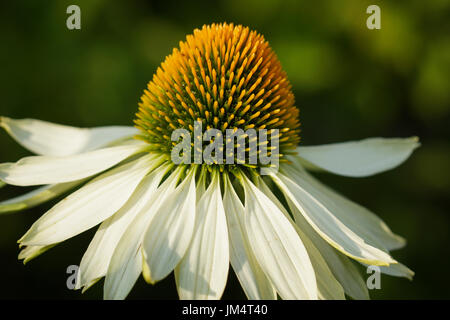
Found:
[0,23,419,300]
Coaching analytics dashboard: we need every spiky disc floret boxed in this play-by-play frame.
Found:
[135,22,300,164]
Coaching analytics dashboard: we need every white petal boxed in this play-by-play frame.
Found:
[287,163,405,251]
[327,251,370,300]
[0,181,82,214]
[296,227,345,300]
[287,199,369,300]
[104,167,181,300]
[142,167,197,283]
[240,173,317,300]
[18,154,156,246]
[175,172,229,300]
[76,161,169,290]
[271,169,396,266]
[18,244,56,264]
[196,167,207,200]
[0,117,138,156]
[362,262,414,280]
[223,174,276,300]
[0,140,147,186]
[81,279,101,294]
[296,137,419,177]
[256,177,344,300]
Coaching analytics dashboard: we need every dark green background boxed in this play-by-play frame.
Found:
[0,0,449,299]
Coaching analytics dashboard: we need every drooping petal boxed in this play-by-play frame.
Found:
[326,250,370,300]
[296,227,345,300]
[286,163,406,251]
[362,262,414,280]
[223,174,276,300]
[18,154,156,246]
[196,167,207,201]
[0,117,138,156]
[104,167,181,300]
[76,161,169,290]
[240,173,317,300]
[296,137,419,177]
[175,171,229,300]
[142,167,197,284]
[0,140,147,186]
[271,170,396,266]
[256,177,344,300]
[287,199,369,300]
[0,180,83,214]
[18,244,56,264]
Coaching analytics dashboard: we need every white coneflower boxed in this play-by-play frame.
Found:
[0,23,418,300]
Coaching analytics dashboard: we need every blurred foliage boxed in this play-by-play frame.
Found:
[0,0,449,299]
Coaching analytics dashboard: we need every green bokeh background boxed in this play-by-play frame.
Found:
[0,0,449,299]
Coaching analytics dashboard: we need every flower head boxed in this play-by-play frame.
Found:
[0,23,419,300]
[135,23,300,160]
